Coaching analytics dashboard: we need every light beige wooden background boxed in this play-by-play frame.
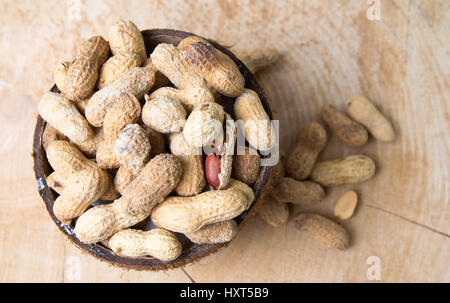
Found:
[0,0,448,282]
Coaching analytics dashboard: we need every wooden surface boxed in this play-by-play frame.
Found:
[0,0,449,282]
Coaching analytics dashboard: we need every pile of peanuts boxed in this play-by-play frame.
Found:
[39,19,395,260]
[257,95,395,250]
[39,20,280,262]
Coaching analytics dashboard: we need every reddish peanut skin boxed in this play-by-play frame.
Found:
[205,154,221,189]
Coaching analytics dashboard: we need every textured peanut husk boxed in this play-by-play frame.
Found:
[257,192,289,227]
[294,213,350,250]
[114,124,151,173]
[347,95,396,142]
[273,177,325,205]
[39,92,93,144]
[114,166,136,195]
[286,122,327,180]
[64,55,99,102]
[97,53,141,89]
[72,127,104,158]
[143,58,170,90]
[149,86,214,113]
[151,43,208,90]
[142,95,187,134]
[183,102,225,147]
[122,153,182,215]
[96,92,141,169]
[143,126,166,157]
[85,67,155,127]
[185,220,238,244]
[234,89,275,151]
[42,124,67,152]
[169,132,205,196]
[109,228,182,261]
[179,36,245,97]
[74,153,182,243]
[46,141,108,224]
[151,179,254,233]
[78,36,109,66]
[311,155,376,186]
[320,104,368,147]
[108,20,147,64]
[232,146,261,185]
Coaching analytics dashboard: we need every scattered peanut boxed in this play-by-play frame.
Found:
[151,179,254,233]
[347,95,396,142]
[311,155,376,186]
[185,220,238,244]
[320,104,368,147]
[46,141,108,224]
[257,159,289,227]
[286,122,327,180]
[108,228,182,261]
[39,92,93,144]
[334,190,358,220]
[142,95,187,134]
[257,192,289,227]
[294,213,350,250]
[239,48,279,74]
[273,177,325,205]
[234,89,275,151]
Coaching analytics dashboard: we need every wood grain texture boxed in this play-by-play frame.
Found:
[0,0,449,282]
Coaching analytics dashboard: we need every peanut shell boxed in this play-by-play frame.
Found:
[142,95,187,134]
[311,155,376,186]
[39,92,93,144]
[108,20,147,64]
[185,220,238,244]
[286,122,327,180]
[294,213,350,250]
